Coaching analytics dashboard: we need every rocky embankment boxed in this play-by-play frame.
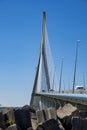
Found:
[0,104,87,130]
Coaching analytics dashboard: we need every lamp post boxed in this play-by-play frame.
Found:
[72,40,80,93]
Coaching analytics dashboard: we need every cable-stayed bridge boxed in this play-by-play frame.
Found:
[30,12,87,110]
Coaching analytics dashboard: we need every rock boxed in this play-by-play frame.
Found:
[14,109,31,130]
[60,116,72,130]
[31,118,38,130]
[14,105,35,130]
[57,103,77,119]
[36,119,62,130]
[2,108,15,122]
[36,108,64,130]
[36,110,46,124]
[22,105,36,113]
[45,107,57,120]
[57,104,78,130]
[0,112,5,129]
[27,127,33,130]
[0,128,3,130]
[29,107,38,130]
[5,124,18,130]
[58,119,65,130]
[72,117,87,130]
[2,108,15,127]
[79,111,87,118]
[36,107,57,125]
[0,108,15,128]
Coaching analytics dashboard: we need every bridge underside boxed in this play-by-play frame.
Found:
[35,93,87,110]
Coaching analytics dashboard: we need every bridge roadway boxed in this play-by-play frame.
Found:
[35,92,87,109]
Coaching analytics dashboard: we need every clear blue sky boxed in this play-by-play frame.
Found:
[0,0,87,106]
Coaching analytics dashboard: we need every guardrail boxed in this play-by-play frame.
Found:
[36,92,87,106]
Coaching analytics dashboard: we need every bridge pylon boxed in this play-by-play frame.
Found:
[30,12,51,108]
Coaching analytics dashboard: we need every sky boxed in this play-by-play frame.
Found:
[0,0,87,106]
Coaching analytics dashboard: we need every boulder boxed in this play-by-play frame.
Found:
[57,103,77,119]
[57,103,78,130]
[36,110,46,124]
[5,124,18,130]
[60,116,72,130]
[36,119,62,130]
[79,111,87,118]
[72,117,87,130]
[31,118,38,130]
[3,108,15,122]
[0,128,3,130]
[27,127,33,130]
[45,107,57,120]
[0,112,5,129]
[14,105,35,130]
[58,119,65,130]
[30,111,38,130]
[36,107,57,124]
[2,108,15,127]
[14,109,31,130]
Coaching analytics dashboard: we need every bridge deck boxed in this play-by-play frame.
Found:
[36,92,87,106]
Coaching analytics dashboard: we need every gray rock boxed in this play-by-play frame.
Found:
[60,116,72,130]
[36,110,46,124]
[36,107,57,125]
[5,124,17,130]
[79,111,87,118]
[57,103,77,119]
[0,128,3,130]
[2,108,15,128]
[14,105,35,130]
[27,127,33,130]
[0,112,5,129]
[45,107,57,120]
[36,119,63,130]
[57,104,79,130]
[30,110,38,130]
[72,117,87,130]
[58,119,65,130]
[14,109,31,130]
[31,118,38,130]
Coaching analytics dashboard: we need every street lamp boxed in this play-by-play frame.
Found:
[72,40,80,93]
